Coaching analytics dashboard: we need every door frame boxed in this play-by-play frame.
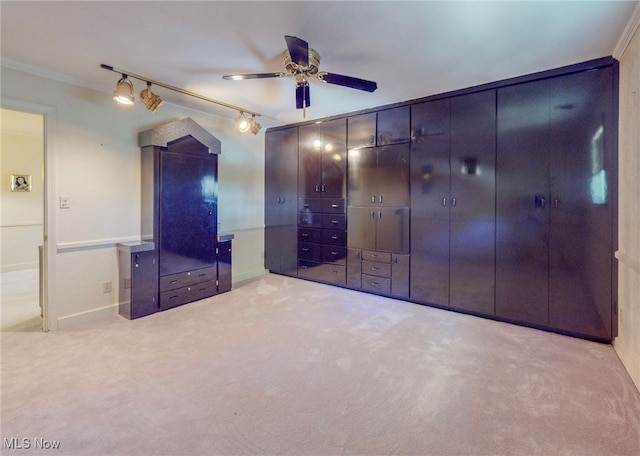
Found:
[2,97,57,332]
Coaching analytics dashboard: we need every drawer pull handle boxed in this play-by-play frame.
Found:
[170,295,178,300]
[331,236,339,240]
[199,273,207,277]
[331,251,338,255]
[302,233,309,237]
[170,280,178,284]
[331,220,339,224]
[302,248,309,252]
[331,204,339,208]
[371,267,380,271]
[371,282,380,286]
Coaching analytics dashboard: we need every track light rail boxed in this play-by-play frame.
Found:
[100,64,261,118]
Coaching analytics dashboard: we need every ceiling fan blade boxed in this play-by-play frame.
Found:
[295,84,311,109]
[320,72,378,92]
[222,72,286,80]
[285,35,309,67]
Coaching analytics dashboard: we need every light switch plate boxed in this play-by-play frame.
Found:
[60,196,70,209]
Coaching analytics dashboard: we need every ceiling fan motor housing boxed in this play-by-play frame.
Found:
[284,48,320,75]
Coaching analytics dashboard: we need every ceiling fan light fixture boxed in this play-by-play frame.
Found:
[140,82,164,112]
[113,75,134,106]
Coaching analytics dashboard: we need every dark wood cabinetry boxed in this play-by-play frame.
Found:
[265,127,298,275]
[120,118,232,319]
[496,67,616,340]
[117,243,158,319]
[410,90,496,315]
[296,119,348,285]
[264,57,618,343]
[346,106,410,149]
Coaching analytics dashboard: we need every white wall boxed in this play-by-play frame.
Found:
[1,66,267,330]
[614,7,640,391]
[0,110,44,271]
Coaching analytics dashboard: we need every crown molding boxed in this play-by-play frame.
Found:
[613,1,640,59]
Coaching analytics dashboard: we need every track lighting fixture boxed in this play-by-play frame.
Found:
[101,64,262,135]
[249,115,262,135]
[236,112,251,133]
[140,82,164,112]
[113,75,134,106]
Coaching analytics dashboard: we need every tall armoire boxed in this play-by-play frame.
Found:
[138,118,223,312]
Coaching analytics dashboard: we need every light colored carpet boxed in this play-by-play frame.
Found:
[2,273,639,455]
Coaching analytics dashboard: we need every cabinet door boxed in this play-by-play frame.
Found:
[376,143,410,207]
[391,254,410,298]
[377,106,411,145]
[376,207,410,254]
[347,248,362,288]
[160,151,217,276]
[321,118,347,198]
[298,123,322,198]
[217,240,232,293]
[348,146,377,206]
[547,68,614,340]
[347,112,376,149]
[496,79,551,326]
[265,127,299,274]
[347,207,376,251]
[410,99,451,306]
[130,251,159,319]
[449,90,496,314]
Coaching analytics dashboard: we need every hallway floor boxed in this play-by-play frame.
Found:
[1,268,42,332]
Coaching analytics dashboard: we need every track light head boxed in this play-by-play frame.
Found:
[250,115,262,135]
[113,75,134,105]
[140,82,164,112]
[236,112,251,133]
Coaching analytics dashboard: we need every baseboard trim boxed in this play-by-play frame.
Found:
[56,303,119,330]
[233,268,269,288]
[614,338,640,393]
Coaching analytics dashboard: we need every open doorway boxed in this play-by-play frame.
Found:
[1,108,45,332]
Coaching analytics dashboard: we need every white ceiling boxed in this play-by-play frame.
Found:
[1,1,637,129]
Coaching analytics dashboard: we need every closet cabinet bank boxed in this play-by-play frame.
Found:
[118,118,233,320]
[264,57,618,343]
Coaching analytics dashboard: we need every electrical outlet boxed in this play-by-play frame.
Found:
[102,281,112,294]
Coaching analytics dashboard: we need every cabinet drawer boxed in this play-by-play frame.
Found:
[322,245,347,265]
[299,198,322,212]
[160,266,216,293]
[322,229,347,246]
[299,211,322,228]
[321,214,346,230]
[159,279,217,310]
[321,199,346,214]
[362,250,391,263]
[299,227,322,243]
[361,274,391,294]
[298,242,322,261]
[298,259,322,277]
[316,264,346,285]
[362,260,391,278]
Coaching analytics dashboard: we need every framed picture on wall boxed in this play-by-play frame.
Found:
[10,174,31,192]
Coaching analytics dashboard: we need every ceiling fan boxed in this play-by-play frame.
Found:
[223,35,378,117]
